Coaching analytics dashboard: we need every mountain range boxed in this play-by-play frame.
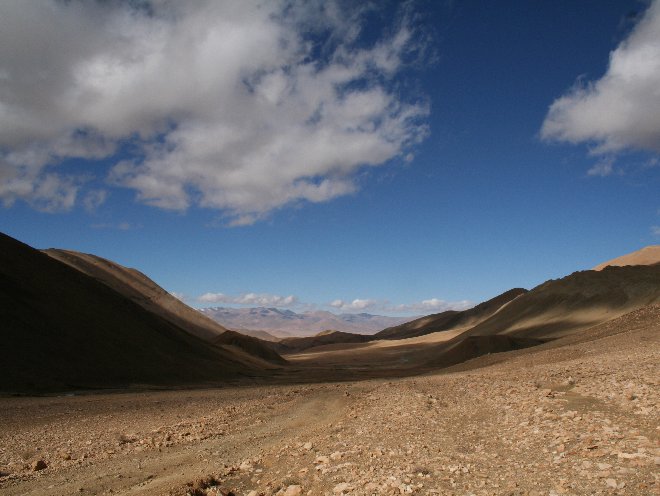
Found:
[198,307,415,337]
[1,229,658,393]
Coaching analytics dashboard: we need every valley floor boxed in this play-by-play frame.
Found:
[0,306,658,496]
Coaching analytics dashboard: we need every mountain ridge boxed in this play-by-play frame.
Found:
[200,306,416,337]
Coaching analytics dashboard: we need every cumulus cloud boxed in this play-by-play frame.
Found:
[541,0,660,155]
[330,297,472,314]
[199,292,298,307]
[83,189,108,212]
[330,298,378,311]
[586,157,616,177]
[390,298,472,313]
[0,1,429,222]
[90,221,139,231]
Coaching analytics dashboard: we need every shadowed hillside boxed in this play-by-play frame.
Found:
[0,233,281,392]
[213,330,287,365]
[45,249,285,366]
[375,288,527,340]
[274,330,374,353]
[285,265,660,371]
[465,264,660,339]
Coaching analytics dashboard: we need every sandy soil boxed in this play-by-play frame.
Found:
[1,306,658,496]
[286,328,469,368]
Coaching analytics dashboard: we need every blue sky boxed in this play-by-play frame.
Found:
[1,0,659,316]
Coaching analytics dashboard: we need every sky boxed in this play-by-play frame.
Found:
[1,0,659,316]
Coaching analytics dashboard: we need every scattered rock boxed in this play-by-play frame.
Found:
[333,482,351,494]
[31,460,47,471]
[282,485,302,496]
[605,478,617,489]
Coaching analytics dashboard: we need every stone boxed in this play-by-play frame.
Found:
[333,482,351,494]
[283,485,302,496]
[31,460,47,471]
[605,479,617,489]
[303,442,313,450]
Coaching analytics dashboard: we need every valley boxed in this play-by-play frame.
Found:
[0,234,659,495]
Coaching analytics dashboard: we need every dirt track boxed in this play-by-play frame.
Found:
[1,306,659,495]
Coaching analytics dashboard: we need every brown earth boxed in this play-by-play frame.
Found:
[593,245,660,271]
[375,288,527,340]
[1,305,657,495]
[0,233,283,392]
[45,248,285,366]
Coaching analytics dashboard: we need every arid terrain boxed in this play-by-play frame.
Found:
[1,235,659,495]
[1,305,658,495]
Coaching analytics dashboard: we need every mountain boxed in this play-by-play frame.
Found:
[0,232,282,392]
[273,330,374,354]
[375,288,527,340]
[200,307,414,337]
[45,249,285,366]
[236,329,281,341]
[593,245,660,271]
[212,330,287,364]
[282,263,660,372]
[464,263,660,339]
[45,249,230,342]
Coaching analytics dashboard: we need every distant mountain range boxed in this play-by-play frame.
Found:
[199,307,416,337]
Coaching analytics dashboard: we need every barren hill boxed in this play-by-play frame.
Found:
[274,330,374,354]
[0,233,281,392]
[45,249,285,366]
[465,263,660,339]
[45,249,229,342]
[375,288,527,340]
[284,265,660,371]
[593,245,660,270]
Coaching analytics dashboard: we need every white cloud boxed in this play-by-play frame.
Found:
[587,157,616,177]
[330,297,472,314]
[199,292,298,307]
[90,221,139,231]
[0,1,429,222]
[330,298,378,311]
[541,0,660,155]
[651,225,660,236]
[83,189,108,212]
[390,298,473,313]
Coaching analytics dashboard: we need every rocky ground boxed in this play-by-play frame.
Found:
[0,306,658,496]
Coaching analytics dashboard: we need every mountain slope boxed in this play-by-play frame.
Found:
[274,330,374,354]
[375,288,527,340]
[465,264,660,339]
[45,249,285,365]
[593,245,660,271]
[0,233,278,392]
[213,330,287,364]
